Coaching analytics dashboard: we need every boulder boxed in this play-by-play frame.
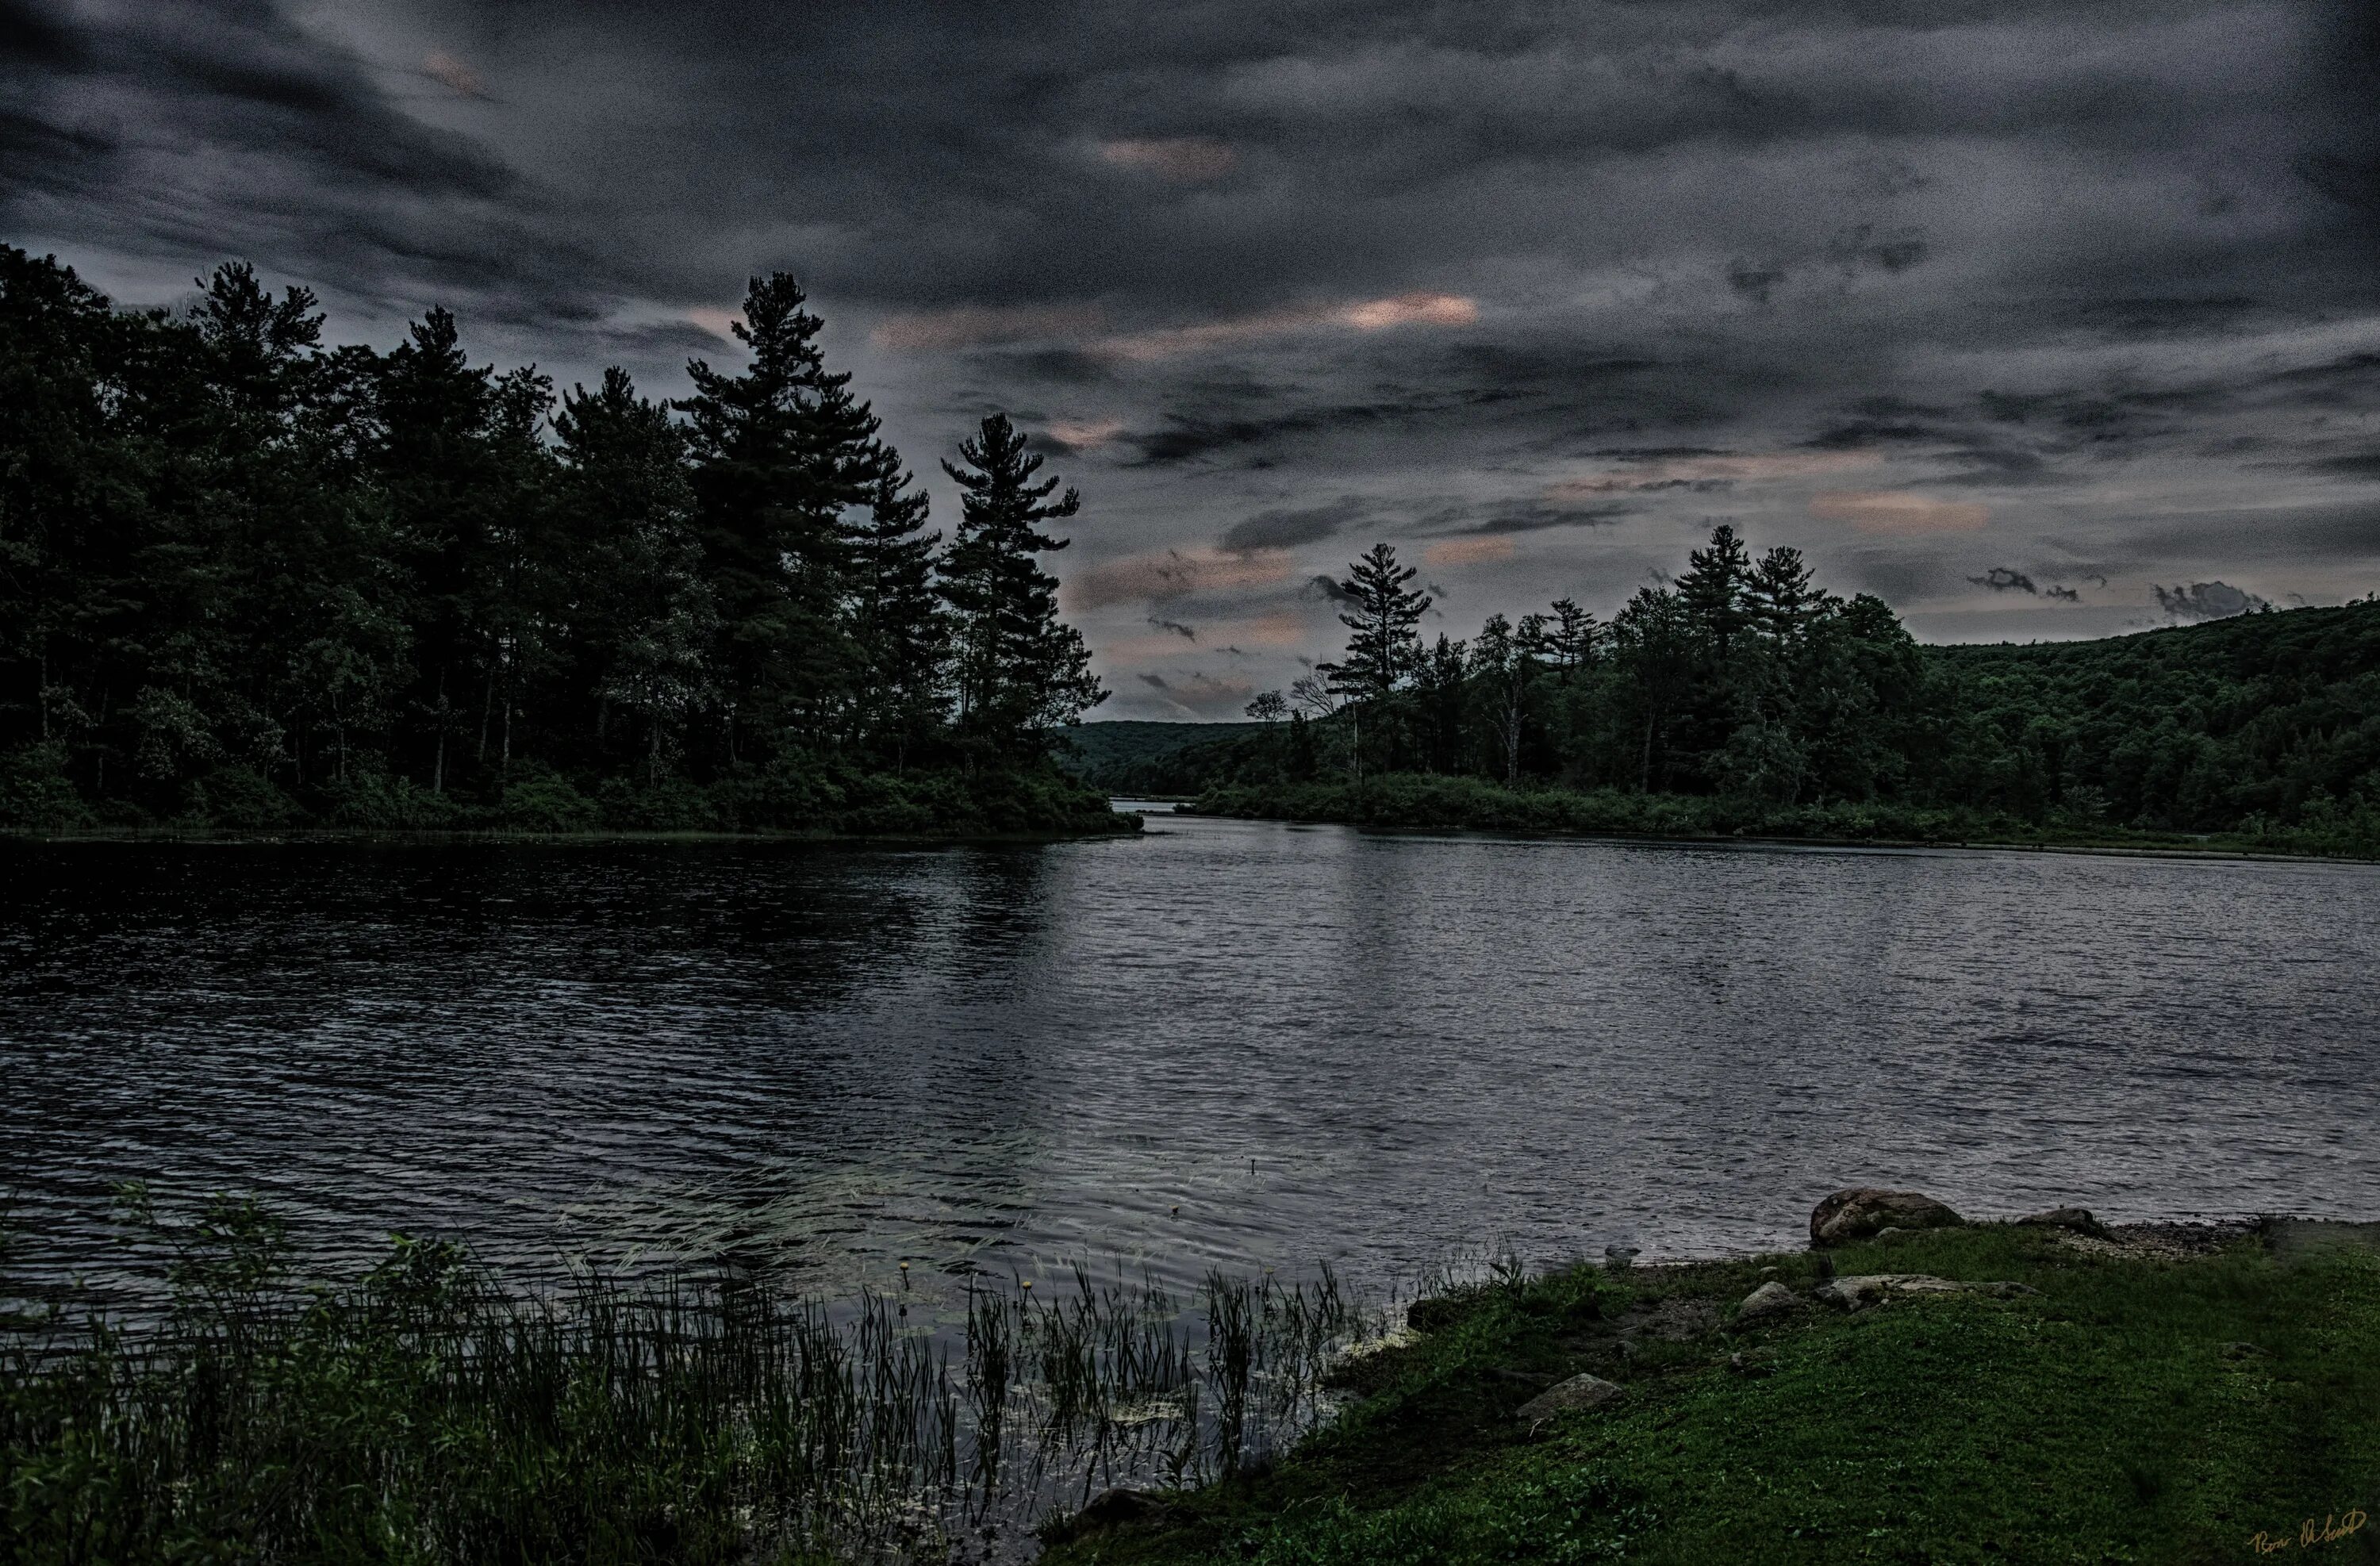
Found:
[2017,1206,2115,1241]
[1071,1488,1169,1530]
[1514,1372,1624,1422]
[1810,1188,1964,1247]
[1815,1273,2040,1311]
[1406,1292,1485,1334]
[1735,1280,1801,1325]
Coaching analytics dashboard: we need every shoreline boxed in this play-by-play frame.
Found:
[0,818,1145,848]
[1042,1207,2380,1564]
[1169,798,2378,867]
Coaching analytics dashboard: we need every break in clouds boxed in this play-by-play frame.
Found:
[6,0,2378,717]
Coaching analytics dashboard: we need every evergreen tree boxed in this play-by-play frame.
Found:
[1320,543,1430,780]
[1676,523,1752,657]
[678,274,881,761]
[552,368,713,785]
[1746,545,1822,644]
[939,413,1102,756]
[848,455,947,769]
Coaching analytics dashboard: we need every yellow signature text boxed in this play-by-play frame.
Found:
[2248,1509,2367,1553]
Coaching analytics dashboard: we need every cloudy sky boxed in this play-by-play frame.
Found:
[8,0,2378,717]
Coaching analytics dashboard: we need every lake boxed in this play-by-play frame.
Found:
[4,813,2377,1307]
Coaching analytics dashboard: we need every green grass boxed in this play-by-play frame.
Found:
[1042,1224,2380,1565]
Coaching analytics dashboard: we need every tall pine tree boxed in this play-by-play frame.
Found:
[939,413,1101,758]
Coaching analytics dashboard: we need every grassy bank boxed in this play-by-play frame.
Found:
[0,756,1141,841]
[1042,1220,2380,1564]
[1188,774,2380,860]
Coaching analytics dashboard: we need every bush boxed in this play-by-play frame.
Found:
[317,770,475,830]
[182,766,306,828]
[494,762,601,833]
[0,743,90,831]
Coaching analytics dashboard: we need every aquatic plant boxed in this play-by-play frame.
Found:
[0,1192,1376,1563]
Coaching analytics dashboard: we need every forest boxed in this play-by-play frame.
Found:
[1076,535,2380,854]
[0,248,1124,835]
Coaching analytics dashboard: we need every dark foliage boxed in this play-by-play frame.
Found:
[0,249,1120,835]
[1071,536,2380,849]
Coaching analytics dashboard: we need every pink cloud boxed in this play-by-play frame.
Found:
[1104,292,1479,361]
[1424,536,1515,566]
[423,51,486,98]
[1096,136,1238,182]
[1065,547,1297,609]
[1809,490,1990,534]
[685,307,741,340]
[1046,416,1127,451]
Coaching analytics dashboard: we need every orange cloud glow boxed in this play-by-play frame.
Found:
[1104,292,1479,361]
[1809,490,1990,534]
[1046,416,1127,451]
[424,51,486,98]
[685,307,741,340]
[1066,547,1297,609]
[1096,136,1237,181]
[1424,536,1516,566]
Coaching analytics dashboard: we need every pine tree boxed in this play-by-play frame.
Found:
[848,453,946,769]
[1322,543,1430,707]
[1676,523,1752,658]
[1746,545,1822,643]
[939,413,1101,757]
[1541,597,1599,677]
[1319,543,1430,779]
[553,368,713,785]
[678,274,881,760]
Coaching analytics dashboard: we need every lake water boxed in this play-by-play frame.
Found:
[5,813,2377,1307]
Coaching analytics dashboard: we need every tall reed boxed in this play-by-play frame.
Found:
[0,1192,1376,1563]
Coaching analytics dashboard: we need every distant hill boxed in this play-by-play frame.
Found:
[1056,720,1262,791]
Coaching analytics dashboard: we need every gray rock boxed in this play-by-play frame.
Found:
[1071,1487,1168,1530]
[1815,1273,2040,1311]
[1514,1372,1625,1422]
[1735,1280,1800,1324]
[2017,1206,2115,1241]
[1810,1188,1965,1247]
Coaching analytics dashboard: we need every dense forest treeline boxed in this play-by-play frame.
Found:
[0,248,1127,835]
[1077,536,2380,853]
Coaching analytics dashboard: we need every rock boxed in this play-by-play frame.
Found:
[1815,1273,2040,1311]
[1406,1292,1483,1334]
[1758,1265,1780,1280]
[1735,1280,1801,1324]
[1810,1188,1965,1247]
[1603,1245,1641,1270]
[2017,1206,2115,1241]
[1071,1487,1168,1530]
[1514,1372,1625,1422]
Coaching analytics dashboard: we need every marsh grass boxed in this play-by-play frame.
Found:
[0,1191,1376,1564]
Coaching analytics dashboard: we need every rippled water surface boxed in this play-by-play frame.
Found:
[5,815,2378,1298]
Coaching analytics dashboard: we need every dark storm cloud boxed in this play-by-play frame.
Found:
[8,0,2380,674]
[1970,567,2040,593]
[1222,497,1368,554]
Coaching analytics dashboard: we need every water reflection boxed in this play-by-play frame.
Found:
[3,822,2377,1305]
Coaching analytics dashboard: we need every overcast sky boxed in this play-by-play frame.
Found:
[8,0,2378,717]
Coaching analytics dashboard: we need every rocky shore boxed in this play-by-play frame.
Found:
[1042,1187,2379,1564]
